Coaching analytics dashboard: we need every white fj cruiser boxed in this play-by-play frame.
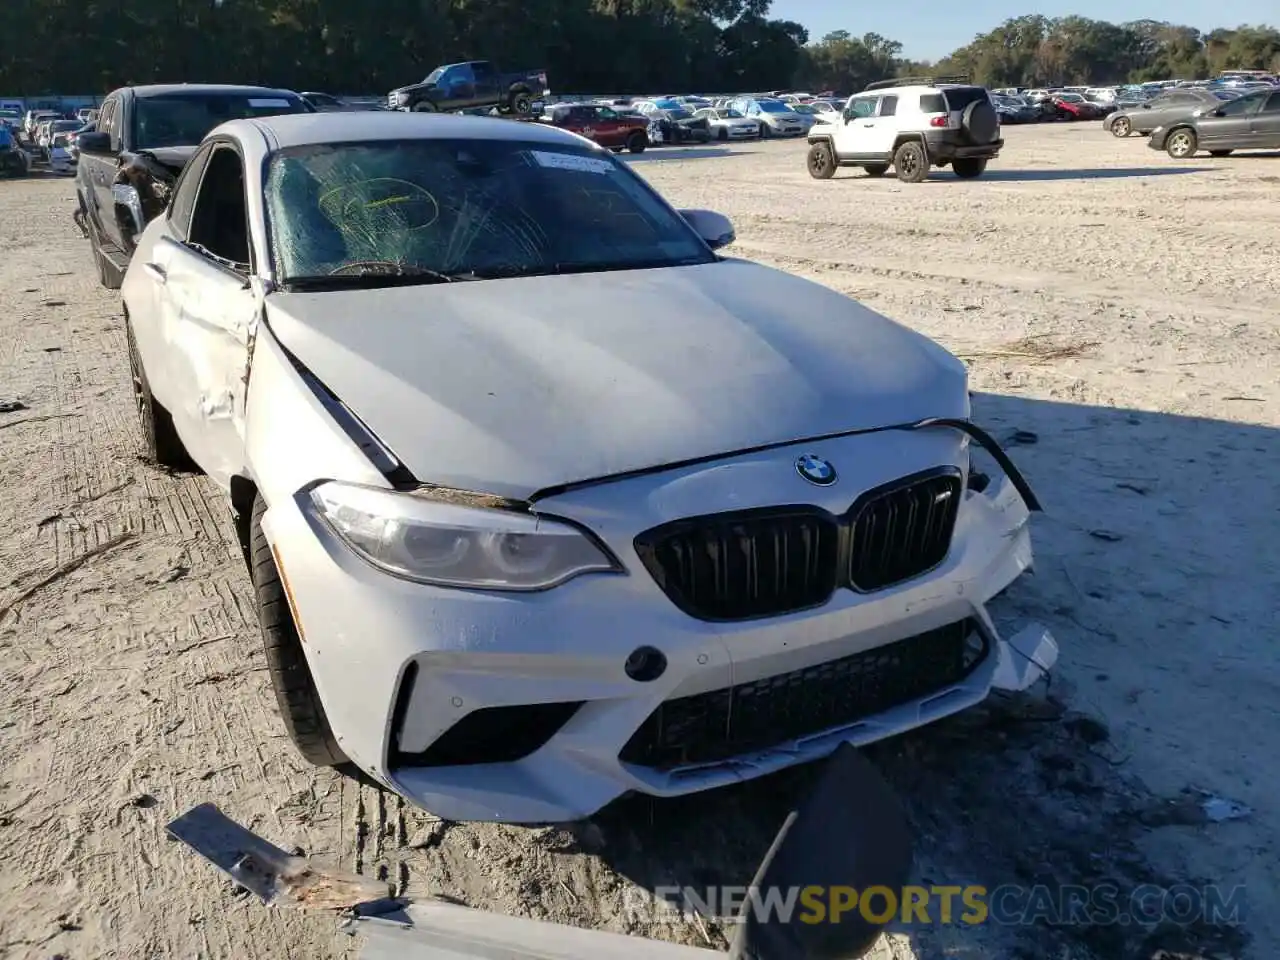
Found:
[806,77,1003,183]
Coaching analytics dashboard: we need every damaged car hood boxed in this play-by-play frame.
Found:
[137,145,199,171]
[264,260,968,499]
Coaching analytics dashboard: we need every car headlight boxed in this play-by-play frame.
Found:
[309,481,622,591]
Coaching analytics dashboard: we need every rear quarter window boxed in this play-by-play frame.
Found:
[942,87,989,110]
[919,93,946,113]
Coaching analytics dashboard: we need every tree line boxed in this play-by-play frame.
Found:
[0,0,1276,97]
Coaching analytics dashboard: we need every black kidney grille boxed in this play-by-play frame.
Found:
[635,510,838,621]
[619,619,983,770]
[849,473,962,591]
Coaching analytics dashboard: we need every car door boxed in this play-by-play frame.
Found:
[592,106,626,147]
[833,96,880,156]
[84,96,120,238]
[142,140,259,487]
[469,61,499,107]
[1146,92,1198,129]
[440,63,477,108]
[1199,92,1264,147]
[1248,91,1280,147]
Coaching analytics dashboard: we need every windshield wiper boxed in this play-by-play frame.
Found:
[280,264,481,291]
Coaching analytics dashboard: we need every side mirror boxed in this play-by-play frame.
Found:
[77,130,112,155]
[679,208,735,250]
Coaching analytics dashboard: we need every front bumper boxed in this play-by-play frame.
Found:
[1147,127,1169,149]
[263,424,1049,823]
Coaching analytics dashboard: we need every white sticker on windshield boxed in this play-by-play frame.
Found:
[531,150,613,174]
[249,98,293,108]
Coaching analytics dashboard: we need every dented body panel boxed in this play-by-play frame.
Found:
[123,112,1054,823]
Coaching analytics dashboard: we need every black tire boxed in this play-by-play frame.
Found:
[952,157,987,179]
[806,142,835,179]
[249,493,348,767]
[1109,116,1131,137]
[126,317,192,469]
[863,163,889,178]
[961,99,999,143]
[758,121,770,139]
[510,91,533,115]
[1209,149,1232,157]
[411,100,438,113]
[1165,127,1197,159]
[893,140,929,183]
[626,131,647,154]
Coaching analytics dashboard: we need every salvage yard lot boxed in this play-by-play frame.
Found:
[0,122,1276,959]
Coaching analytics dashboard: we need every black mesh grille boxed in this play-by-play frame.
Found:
[849,473,961,591]
[636,469,962,621]
[635,509,839,621]
[619,620,983,770]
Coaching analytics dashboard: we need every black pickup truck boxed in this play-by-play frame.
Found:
[73,83,312,288]
[388,61,549,115]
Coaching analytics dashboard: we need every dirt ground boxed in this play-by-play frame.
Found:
[1,123,1276,960]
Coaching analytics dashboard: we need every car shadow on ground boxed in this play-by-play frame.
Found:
[627,146,739,162]
[946,167,1212,181]
[550,392,1272,960]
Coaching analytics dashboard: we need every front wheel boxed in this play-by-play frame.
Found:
[1110,116,1131,137]
[806,142,835,179]
[510,91,533,115]
[126,317,192,469]
[411,100,438,113]
[758,122,770,139]
[1165,128,1197,159]
[893,141,929,183]
[250,494,348,768]
[952,157,987,179]
[627,131,647,154]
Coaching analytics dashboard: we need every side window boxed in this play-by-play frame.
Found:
[1217,95,1259,117]
[598,107,618,120]
[452,63,475,84]
[471,62,495,80]
[850,98,877,119]
[186,144,251,271]
[878,95,898,117]
[1261,92,1280,113]
[167,142,215,241]
[99,99,119,149]
[919,93,945,113]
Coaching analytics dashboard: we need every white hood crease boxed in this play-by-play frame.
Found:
[264,260,968,499]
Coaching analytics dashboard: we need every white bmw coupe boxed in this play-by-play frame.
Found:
[121,111,1055,823]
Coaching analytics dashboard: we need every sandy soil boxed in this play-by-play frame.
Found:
[1,123,1276,960]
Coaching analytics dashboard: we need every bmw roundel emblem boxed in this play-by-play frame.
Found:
[795,454,837,486]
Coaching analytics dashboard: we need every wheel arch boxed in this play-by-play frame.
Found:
[230,474,259,568]
[892,132,925,151]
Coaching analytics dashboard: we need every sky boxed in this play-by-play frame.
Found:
[768,0,1276,61]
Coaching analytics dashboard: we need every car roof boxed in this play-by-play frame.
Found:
[121,83,303,99]
[226,111,585,150]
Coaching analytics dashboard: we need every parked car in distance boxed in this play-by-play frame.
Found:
[1047,92,1103,121]
[991,94,1041,123]
[0,121,28,178]
[633,99,712,144]
[539,102,649,153]
[1151,87,1280,158]
[693,106,760,140]
[728,96,810,137]
[1107,87,1235,137]
[74,83,313,289]
[388,61,549,115]
[120,109,1051,824]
